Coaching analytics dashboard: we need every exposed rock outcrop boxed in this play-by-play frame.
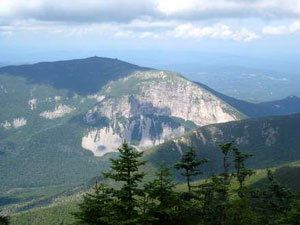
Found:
[81,70,243,156]
[1,117,27,129]
[12,117,27,128]
[28,99,37,110]
[40,104,76,119]
[81,116,187,157]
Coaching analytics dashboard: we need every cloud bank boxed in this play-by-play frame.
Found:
[263,21,300,35]
[1,0,300,23]
[1,0,300,42]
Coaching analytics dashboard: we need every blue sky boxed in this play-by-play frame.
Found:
[1,0,300,64]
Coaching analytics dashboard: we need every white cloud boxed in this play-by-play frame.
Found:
[262,26,287,35]
[0,0,156,23]
[1,0,300,24]
[124,20,177,29]
[289,21,300,32]
[138,32,160,39]
[156,0,300,20]
[262,21,300,35]
[114,30,162,39]
[0,19,260,42]
[114,30,134,38]
[111,23,260,42]
[1,0,300,41]
[173,23,260,42]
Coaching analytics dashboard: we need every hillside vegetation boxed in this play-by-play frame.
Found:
[6,143,300,225]
[0,56,149,95]
[146,113,300,179]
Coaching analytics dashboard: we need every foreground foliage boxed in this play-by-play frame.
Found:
[73,141,300,225]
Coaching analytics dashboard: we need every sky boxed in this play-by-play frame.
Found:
[1,0,300,64]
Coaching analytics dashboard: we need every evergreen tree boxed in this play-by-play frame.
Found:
[0,210,9,225]
[283,198,300,225]
[71,140,300,225]
[232,146,254,198]
[251,170,294,224]
[223,145,256,224]
[145,164,179,225]
[225,198,259,225]
[174,147,208,192]
[137,191,157,225]
[103,141,146,225]
[219,142,233,184]
[72,183,111,225]
[200,142,242,225]
[200,174,230,225]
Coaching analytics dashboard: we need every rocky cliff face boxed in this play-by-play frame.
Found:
[97,71,240,125]
[81,116,186,156]
[81,70,243,156]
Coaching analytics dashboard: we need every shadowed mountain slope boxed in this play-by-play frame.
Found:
[0,56,149,95]
[146,113,300,178]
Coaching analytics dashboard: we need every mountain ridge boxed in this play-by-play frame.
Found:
[0,56,150,95]
[146,112,300,178]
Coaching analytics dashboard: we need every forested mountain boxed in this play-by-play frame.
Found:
[0,56,149,95]
[147,113,300,177]
[0,57,242,191]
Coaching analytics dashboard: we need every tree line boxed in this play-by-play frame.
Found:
[71,142,300,225]
[1,141,300,225]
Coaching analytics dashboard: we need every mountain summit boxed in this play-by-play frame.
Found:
[0,56,149,95]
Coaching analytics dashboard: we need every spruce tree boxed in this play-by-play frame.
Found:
[174,147,207,192]
[103,141,146,225]
[145,164,179,225]
[72,183,111,225]
[232,146,254,198]
[200,142,235,225]
[251,170,294,224]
